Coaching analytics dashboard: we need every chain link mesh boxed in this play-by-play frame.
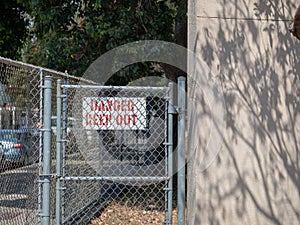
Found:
[0,56,174,225]
[0,57,87,225]
[59,85,171,224]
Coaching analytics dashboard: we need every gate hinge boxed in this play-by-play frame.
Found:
[168,104,177,114]
[169,105,186,115]
[163,142,173,146]
[176,106,186,114]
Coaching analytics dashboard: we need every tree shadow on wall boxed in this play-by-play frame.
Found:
[194,1,300,225]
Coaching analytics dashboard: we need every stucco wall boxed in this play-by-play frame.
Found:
[187,1,300,225]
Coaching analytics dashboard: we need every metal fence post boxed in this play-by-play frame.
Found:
[55,79,62,225]
[177,76,186,225]
[61,78,69,222]
[42,76,52,225]
[167,82,175,225]
[38,68,44,225]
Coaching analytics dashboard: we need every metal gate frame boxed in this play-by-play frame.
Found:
[40,76,186,225]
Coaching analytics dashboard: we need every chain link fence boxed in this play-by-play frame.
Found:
[0,57,89,225]
[54,84,174,224]
[0,56,181,225]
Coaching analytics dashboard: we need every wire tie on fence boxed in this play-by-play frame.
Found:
[57,95,67,100]
[37,179,50,184]
[39,173,57,179]
[37,212,50,217]
[55,186,65,191]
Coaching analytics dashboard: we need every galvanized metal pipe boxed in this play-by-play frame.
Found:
[61,78,69,222]
[38,69,43,225]
[41,76,52,225]
[61,84,168,91]
[55,79,62,225]
[61,176,168,182]
[177,76,186,225]
[167,82,175,224]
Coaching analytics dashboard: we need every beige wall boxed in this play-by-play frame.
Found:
[187,1,300,225]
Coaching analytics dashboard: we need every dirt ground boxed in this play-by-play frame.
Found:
[88,202,177,225]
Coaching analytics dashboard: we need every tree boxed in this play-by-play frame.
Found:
[0,0,31,59]
[24,0,186,84]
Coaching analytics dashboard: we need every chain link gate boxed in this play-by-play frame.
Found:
[41,76,184,224]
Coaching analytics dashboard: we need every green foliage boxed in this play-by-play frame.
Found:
[24,0,184,84]
[0,0,31,59]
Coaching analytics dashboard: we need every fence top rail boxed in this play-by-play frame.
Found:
[61,84,170,91]
[0,56,96,84]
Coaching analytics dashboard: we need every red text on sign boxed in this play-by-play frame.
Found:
[90,99,135,112]
[85,113,137,127]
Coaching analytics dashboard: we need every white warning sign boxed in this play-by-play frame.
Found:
[83,97,146,130]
